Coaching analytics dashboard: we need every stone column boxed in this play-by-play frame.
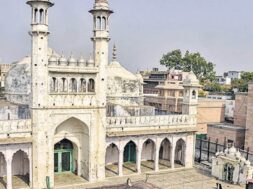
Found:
[6,157,12,189]
[171,144,175,169]
[154,145,159,172]
[29,152,33,187]
[136,149,141,174]
[118,149,123,176]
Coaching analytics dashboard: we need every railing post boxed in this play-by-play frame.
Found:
[247,147,250,160]
[199,139,202,163]
[215,138,218,153]
[223,137,227,152]
[207,137,210,161]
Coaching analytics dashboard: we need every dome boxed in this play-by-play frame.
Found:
[241,157,246,163]
[229,146,237,154]
[59,55,67,66]
[183,71,201,87]
[235,151,241,158]
[68,54,77,66]
[78,56,86,66]
[245,160,251,166]
[87,57,95,67]
[48,55,58,65]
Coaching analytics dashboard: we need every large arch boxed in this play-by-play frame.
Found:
[0,152,6,187]
[123,141,137,174]
[105,143,119,177]
[12,150,29,185]
[54,117,89,180]
[174,138,186,167]
[141,139,155,172]
[159,138,172,169]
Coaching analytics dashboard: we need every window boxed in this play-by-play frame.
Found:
[192,90,196,99]
[80,79,86,92]
[88,78,95,92]
[70,78,77,93]
[62,78,67,92]
[102,17,106,30]
[96,16,101,30]
[34,8,38,23]
[51,77,57,92]
[39,9,44,24]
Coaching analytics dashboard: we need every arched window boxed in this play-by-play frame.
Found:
[62,78,67,92]
[34,8,38,23]
[192,90,196,99]
[80,78,86,92]
[51,77,57,92]
[96,16,101,30]
[102,17,106,30]
[88,78,95,92]
[39,9,44,24]
[70,78,77,93]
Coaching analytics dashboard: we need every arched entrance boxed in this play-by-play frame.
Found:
[54,117,89,180]
[159,138,172,169]
[123,141,137,174]
[105,143,119,177]
[223,163,234,182]
[175,139,186,167]
[141,139,155,172]
[0,152,6,187]
[54,139,74,173]
[12,150,29,185]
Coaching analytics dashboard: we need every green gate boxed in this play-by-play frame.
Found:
[124,142,136,163]
[54,139,74,173]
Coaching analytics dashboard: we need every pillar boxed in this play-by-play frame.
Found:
[136,148,141,174]
[171,144,175,169]
[29,152,33,187]
[6,157,12,189]
[154,145,159,172]
[118,149,123,176]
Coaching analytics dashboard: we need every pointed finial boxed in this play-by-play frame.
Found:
[112,44,117,61]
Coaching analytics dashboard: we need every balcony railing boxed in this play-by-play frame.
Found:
[106,115,196,128]
[0,119,32,134]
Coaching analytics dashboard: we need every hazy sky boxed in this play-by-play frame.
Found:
[0,0,253,74]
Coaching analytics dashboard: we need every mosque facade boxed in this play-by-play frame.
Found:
[0,0,200,188]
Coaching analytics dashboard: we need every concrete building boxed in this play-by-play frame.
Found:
[0,0,201,188]
[224,71,243,81]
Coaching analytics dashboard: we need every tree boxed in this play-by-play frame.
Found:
[232,72,253,92]
[160,49,216,83]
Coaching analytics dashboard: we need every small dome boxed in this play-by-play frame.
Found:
[78,56,86,66]
[245,160,251,166]
[48,55,58,65]
[229,146,237,154]
[68,54,77,66]
[241,157,246,163]
[215,152,220,156]
[235,151,241,158]
[224,148,229,154]
[87,57,95,67]
[59,55,67,66]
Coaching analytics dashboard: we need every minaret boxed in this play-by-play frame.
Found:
[26,1,53,188]
[27,0,54,108]
[182,71,202,115]
[89,0,113,107]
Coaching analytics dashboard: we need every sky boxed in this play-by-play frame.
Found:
[0,0,253,75]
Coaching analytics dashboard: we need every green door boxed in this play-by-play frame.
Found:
[124,142,136,162]
[54,150,73,173]
[54,139,74,173]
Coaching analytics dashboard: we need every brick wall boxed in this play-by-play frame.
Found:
[197,99,225,134]
[245,82,253,151]
[234,93,248,127]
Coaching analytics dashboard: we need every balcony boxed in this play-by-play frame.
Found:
[106,115,197,136]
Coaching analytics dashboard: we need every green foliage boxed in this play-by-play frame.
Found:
[232,72,253,92]
[160,49,216,83]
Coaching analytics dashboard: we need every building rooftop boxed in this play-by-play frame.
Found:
[208,123,246,131]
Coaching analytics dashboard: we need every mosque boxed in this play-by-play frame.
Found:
[0,0,200,188]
